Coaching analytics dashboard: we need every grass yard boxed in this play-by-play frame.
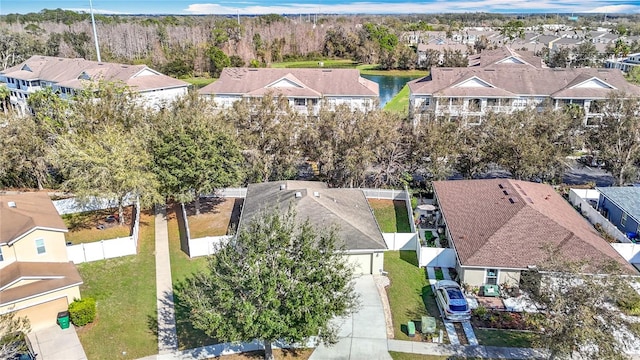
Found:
[63,206,133,244]
[369,199,412,233]
[76,211,157,360]
[357,64,428,77]
[184,198,242,239]
[207,349,313,359]
[389,353,448,360]
[384,84,410,115]
[385,251,446,342]
[182,77,216,89]
[474,328,540,348]
[270,59,358,69]
[167,205,216,350]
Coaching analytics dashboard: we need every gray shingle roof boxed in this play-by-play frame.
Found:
[239,181,387,250]
[198,68,379,98]
[433,179,636,274]
[597,187,640,225]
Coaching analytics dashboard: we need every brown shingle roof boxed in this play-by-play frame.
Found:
[0,192,67,245]
[433,179,636,274]
[0,262,83,306]
[198,68,379,98]
[239,181,387,250]
[1,55,188,92]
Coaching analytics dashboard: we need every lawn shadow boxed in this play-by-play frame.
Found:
[229,198,244,235]
[393,200,411,232]
[184,197,226,216]
[172,280,219,350]
[399,250,419,267]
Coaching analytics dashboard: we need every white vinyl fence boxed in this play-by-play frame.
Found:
[188,236,232,258]
[204,187,247,198]
[383,233,418,250]
[418,247,457,268]
[611,243,640,266]
[54,197,141,264]
[568,189,631,243]
[360,188,409,200]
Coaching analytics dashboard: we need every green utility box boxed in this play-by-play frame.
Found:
[421,316,436,334]
[57,311,70,329]
[407,321,416,337]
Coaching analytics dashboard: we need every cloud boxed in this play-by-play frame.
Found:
[184,1,640,14]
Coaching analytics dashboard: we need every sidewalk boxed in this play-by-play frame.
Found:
[387,340,548,359]
[155,205,178,354]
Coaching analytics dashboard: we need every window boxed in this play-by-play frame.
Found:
[293,98,305,106]
[468,98,482,111]
[621,213,628,227]
[486,269,498,285]
[35,239,46,255]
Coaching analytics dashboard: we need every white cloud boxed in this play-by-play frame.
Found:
[184,1,640,14]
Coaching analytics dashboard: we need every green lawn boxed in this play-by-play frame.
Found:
[182,77,216,89]
[167,206,216,350]
[270,59,358,69]
[474,328,540,348]
[385,251,445,341]
[384,84,410,115]
[369,199,412,233]
[62,207,132,244]
[76,211,157,360]
[357,64,428,77]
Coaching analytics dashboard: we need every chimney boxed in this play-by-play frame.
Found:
[8,201,16,208]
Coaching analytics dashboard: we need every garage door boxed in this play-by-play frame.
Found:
[14,297,69,331]
[348,253,373,275]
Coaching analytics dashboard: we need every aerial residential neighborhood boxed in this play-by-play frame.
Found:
[2,5,640,360]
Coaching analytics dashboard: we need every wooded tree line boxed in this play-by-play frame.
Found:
[1,85,639,205]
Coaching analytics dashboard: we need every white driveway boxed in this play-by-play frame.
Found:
[28,324,88,360]
[309,275,392,360]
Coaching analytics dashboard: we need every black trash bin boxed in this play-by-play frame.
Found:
[57,311,70,329]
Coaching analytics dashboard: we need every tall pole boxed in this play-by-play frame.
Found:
[90,0,101,62]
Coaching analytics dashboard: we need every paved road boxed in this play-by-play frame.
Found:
[563,159,615,186]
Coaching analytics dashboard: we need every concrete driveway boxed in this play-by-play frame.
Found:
[309,275,392,360]
[28,324,88,360]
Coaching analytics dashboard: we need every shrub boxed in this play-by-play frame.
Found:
[472,305,488,318]
[617,286,640,316]
[68,298,96,326]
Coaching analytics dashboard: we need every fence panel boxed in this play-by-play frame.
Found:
[360,188,407,200]
[203,188,247,198]
[66,245,86,264]
[103,237,136,259]
[568,189,630,243]
[382,233,417,250]
[188,236,232,258]
[611,243,640,264]
[66,237,136,264]
[419,247,457,268]
[53,196,135,215]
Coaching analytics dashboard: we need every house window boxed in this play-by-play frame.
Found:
[621,213,628,227]
[468,98,482,111]
[294,98,305,106]
[35,239,46,254]
[486,268,499,285]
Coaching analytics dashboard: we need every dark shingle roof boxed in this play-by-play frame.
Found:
[239,181,387,250]
[433,179,636,274]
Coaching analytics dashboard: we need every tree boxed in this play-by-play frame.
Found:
[572,41,599,67]
[177,209,359,360]
[441,48,468,67]
[0,312,30,359]
[152,93,244,215]
[524,248,640,360]
[548,47,570,68]
[500,20,525,44]
[0,85,9,113]
[586,93,640,186]
[207,46,230,78]
[411,117,462,181]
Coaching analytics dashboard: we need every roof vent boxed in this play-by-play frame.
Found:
[295,192,302,198]
[508,198,517,204]
[526,197,534,204]
[313,191,320,197]
[280,184,286,190]
[502,190,509,196]
[498,183,504,189]
[8,201,16,208]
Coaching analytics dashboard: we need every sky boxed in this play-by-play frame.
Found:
[2,0,640,16]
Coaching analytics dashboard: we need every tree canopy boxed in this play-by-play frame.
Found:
[177,209,359,360]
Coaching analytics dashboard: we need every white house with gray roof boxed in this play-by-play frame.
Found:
[408,47,640,126]
[198,68,379,114]
[238,180,387,275]
[0,55,189,113]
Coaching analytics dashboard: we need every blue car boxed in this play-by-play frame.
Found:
[434,280,471,321]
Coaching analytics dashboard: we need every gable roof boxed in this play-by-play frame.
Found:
[239,181,387,250]
[597,187,640,225]
[1,55,188,92]
[433,179,636,274]
[467,47,544,69]
[0,261,83,307]
[198,68,379,98]
[0,192,67,245]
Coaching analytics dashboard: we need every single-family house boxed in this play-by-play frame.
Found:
[0,55,189,113]
[198,68,379,114]
[606,53,640,73]
[597,186,640,239]
[408,47,640,126]
[432,179,636,288]
[238,181,387,274]
[0,192,83,331]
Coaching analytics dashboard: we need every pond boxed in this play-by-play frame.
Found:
[361,74,422,108]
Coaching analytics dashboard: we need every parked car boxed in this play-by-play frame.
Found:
[434,280,471,321]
